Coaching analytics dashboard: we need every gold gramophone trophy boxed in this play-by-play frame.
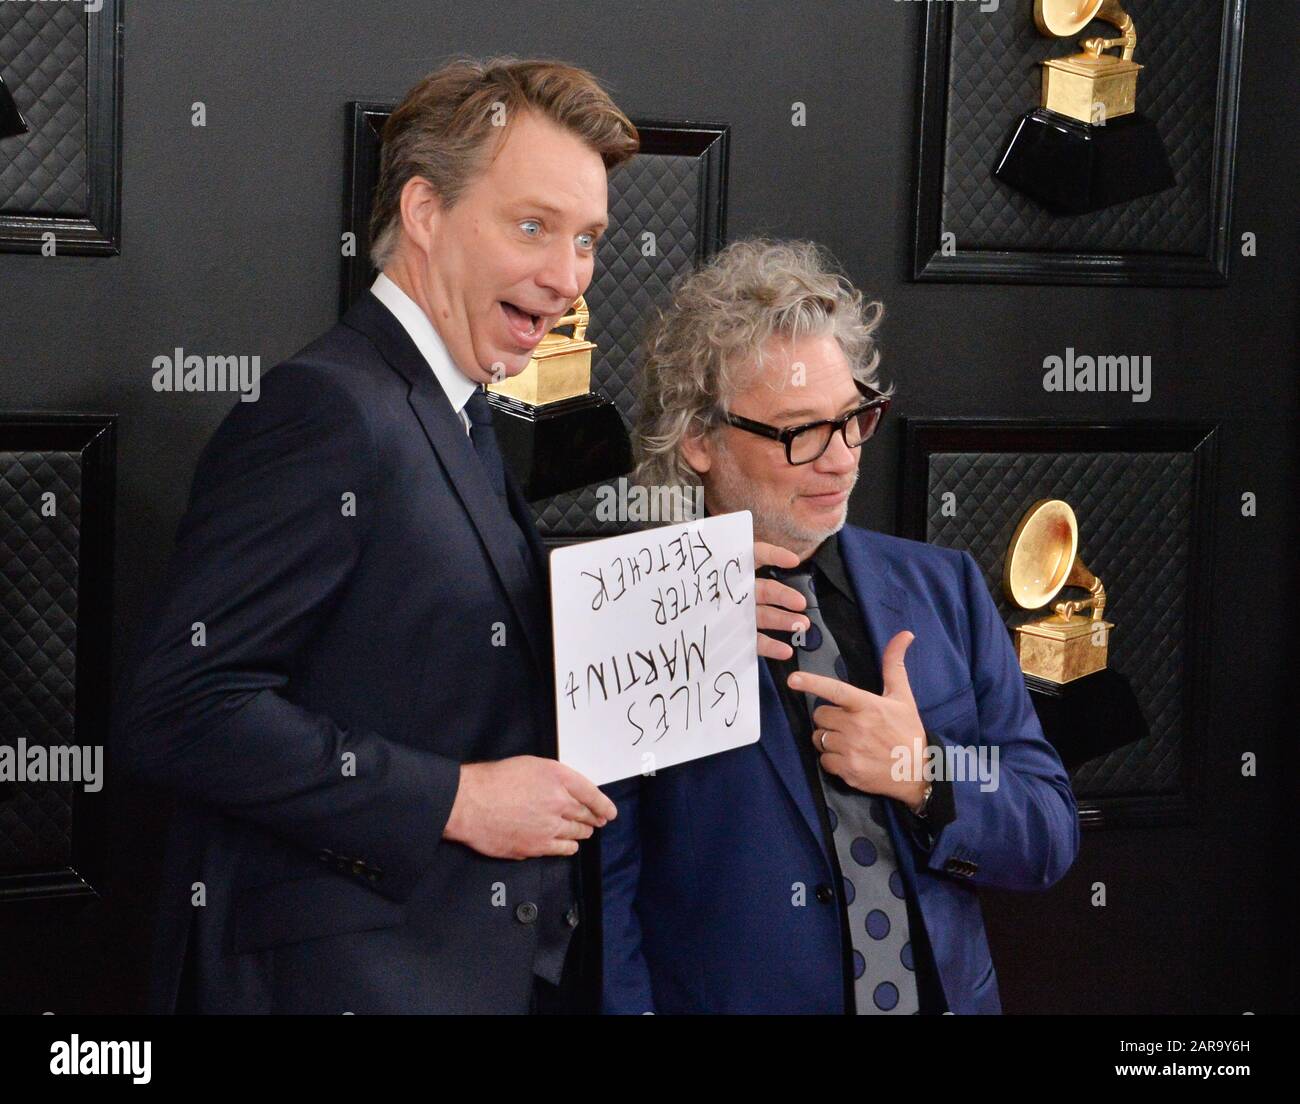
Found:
[994,0,1175,214]
[1003,499,1114,684]
[485,294,633,500]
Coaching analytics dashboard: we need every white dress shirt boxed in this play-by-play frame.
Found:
[370,272,479,435]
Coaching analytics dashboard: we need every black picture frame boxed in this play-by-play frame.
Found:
[339,102,729,315]
[910,0,1246,286]
[897,418,1218,830]
[0,0,122,255]
[338,101,390,315]
[0,414,115,902]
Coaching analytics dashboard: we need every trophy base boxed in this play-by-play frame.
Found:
[0,74,29,139]
[1023,667,1149,773]
[1014,616,1113,684]
[486,390,634,502]
[994,108,1175,215]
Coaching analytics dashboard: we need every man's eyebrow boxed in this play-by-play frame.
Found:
[770,395,864,422]
[512,198,607,230]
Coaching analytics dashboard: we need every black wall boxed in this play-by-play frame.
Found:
[1,0,1295,1013]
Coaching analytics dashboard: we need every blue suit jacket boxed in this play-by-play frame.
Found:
[112,291,576,1013]
[599,524,1079,1014]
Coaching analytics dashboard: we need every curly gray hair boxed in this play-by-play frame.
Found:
[634,238,890,489]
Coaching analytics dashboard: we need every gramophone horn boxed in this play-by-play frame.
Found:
[1055,551,1106,621]
[1062,555,1099,593]
[1035,0,1137,58]
[1033,0,1104,38]
[1004,498,1108,621]
[1003,499,1078,610]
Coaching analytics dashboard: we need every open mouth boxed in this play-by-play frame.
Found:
[500,301,543,342]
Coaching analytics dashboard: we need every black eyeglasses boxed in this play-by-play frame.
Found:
[719,382,891,465]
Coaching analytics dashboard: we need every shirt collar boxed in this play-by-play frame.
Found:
[808,531,854,601]
[370,272,480,417]
[712,500,854,603]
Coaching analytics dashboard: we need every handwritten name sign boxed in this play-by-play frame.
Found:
[549,511,759,786]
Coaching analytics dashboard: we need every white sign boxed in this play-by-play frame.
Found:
[549,511,760,786]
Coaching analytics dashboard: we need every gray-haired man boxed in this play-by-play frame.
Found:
[601,238,1078,1014]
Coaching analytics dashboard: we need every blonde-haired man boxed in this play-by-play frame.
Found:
[115,58,636,1014]
[602,239,1079,1014]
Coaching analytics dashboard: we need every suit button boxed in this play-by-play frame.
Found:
[350,859,366,876]
[318,849,334,864]
[815,884,834,904]
[565,905,580,929]
[516,902,539,924]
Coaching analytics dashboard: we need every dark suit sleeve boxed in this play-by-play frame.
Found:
[598,776,656,1013]
[919,551,1080,890]
[113,364,459,903]
[896,736,955,855]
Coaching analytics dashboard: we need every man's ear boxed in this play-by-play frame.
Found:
[680,429,713,477]
[398,175,442,256]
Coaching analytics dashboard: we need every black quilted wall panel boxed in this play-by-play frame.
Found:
[0,450,81,872]
[923,450,1193,798]
[944,0,1221,254]
[914,0,1245,283]
[0,2,88,216]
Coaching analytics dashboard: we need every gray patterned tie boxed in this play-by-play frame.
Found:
[781,566,919,1015]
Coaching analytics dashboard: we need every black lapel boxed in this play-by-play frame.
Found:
[504,467,550,587]
[504,469,557,748]
[341,291,550,681]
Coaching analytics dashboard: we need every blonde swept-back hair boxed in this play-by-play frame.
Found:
[635,238,891,489]
[369,55,640,269]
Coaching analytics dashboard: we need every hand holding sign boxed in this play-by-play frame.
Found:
[443,756,617,859]
[753,540,810,660]
[789,630,928,812]
[550,512,761,785]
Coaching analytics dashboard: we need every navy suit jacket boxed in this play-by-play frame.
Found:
[599,524,1079,1014]
[113,291,577,1013]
